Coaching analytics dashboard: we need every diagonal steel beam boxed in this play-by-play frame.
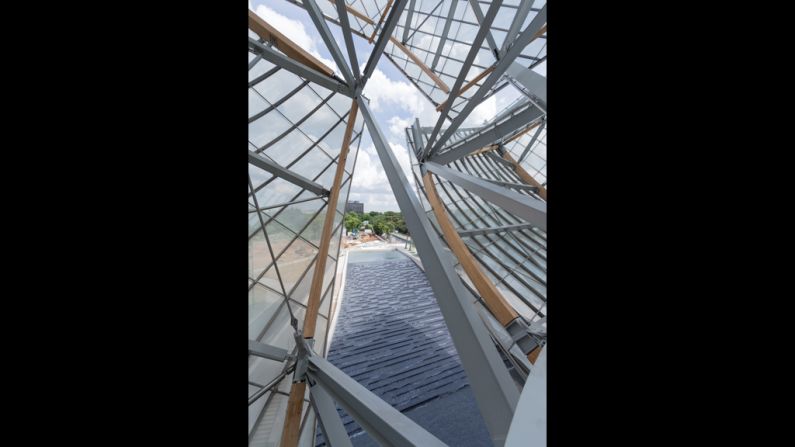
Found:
[309,383,353,447]
[361,0,408,86]
[422,0,503,160]
[368,0,395,43]
[484,178,539,193]
[503,151,547,201]
[248,151,330,197]
[430,103,544,165]
[467,0,499,55]
[428,4,547,156]
[458,222,537,238]
[308,353,446,446]
[303,0,355,86]
[430,0,458,71]
[401,0,417,43]
[334,0,361,81]
[248,38,353,97]
[518,120,546,164]
[502,0,535,53]
[358,97,518,446]
[425,161,546,231]
[249,9,333,76]
[280,100,359,447]
[248,340,289,362]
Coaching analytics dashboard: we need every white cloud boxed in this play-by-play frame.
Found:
[253,4,339,76]
[388,116,412,138]
[463,94,497,127]
[348,141,416,212]
[362,68,440,125]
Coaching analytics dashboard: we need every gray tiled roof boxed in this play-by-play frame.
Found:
[317,255,489,445]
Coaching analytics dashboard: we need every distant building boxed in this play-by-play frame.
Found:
[346,200,364,214]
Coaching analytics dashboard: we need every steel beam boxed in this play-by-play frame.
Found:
[430,0,458,71]
[334,0,361,81]
[309,384,353,447]
[422,0,503,160]
[506,61,547,108]
[249,9,334,76]
[248,151,329,197]
[504,347,546,447]
[368,0,395,43]
[458,222,537,238]
[401,0,417,43]
[280,100,359,447]
[411,120,424,158]
[248,340,289,362]
[422,172,519,326]
[502,0,535,53]
[361,0,408,85]
[430,103,544,165]
[485,151,517,169]
[503,151,547,201]
[308,353,446,447]
[434,66,495,112]
[388,38,450,92]
[303,0,355,86]
[518,120,546,164]
[425,161,547,231]
[358,97,518,446]
[484,178,539,193]
[467,0,499,55]
[248,38,353,97]
[428,4,547,155]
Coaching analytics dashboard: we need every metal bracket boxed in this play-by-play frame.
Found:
[505,317,543,355]
[292,332,315,383]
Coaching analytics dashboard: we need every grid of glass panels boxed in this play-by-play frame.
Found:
[286,0,546,121]
[407,121,547,323]
[248,30,365,446]
[251,1,545,443]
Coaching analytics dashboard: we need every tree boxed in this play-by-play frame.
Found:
[372,221,386,236]
[344,213,361,232]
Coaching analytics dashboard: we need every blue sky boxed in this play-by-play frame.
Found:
[250,1,525,211]
[251,0,436,212]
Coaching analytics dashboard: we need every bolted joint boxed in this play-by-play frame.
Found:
[291,332,316,383]
[505,317,544,355]
[353,80,365,98]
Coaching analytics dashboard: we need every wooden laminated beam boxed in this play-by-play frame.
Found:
[502,151,547,201]
[249,9,334,76]
[329,0,375,24]
[422,172,518,325]
[389,38,450,93]
[423,172,545,364]
[279,381,307,447]
[280,100,359,447]
[435,22,546,112]
[528,345,542,364]
[471,143,499,156]
[368,0,394,43]
[534,23,547,39]
[331,1,449,93]
[504,119,542,144]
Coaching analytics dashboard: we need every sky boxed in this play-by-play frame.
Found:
[250,1,520,212]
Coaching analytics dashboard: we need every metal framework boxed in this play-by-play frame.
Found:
[248,2,547,446]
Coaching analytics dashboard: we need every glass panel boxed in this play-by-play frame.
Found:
[249,229,271,280]
[249,109,292,148]
[262,129,314,167]
[272,232,318,292]
[249,283,284,341]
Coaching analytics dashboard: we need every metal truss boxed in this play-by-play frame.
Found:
[248,2,547,446]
